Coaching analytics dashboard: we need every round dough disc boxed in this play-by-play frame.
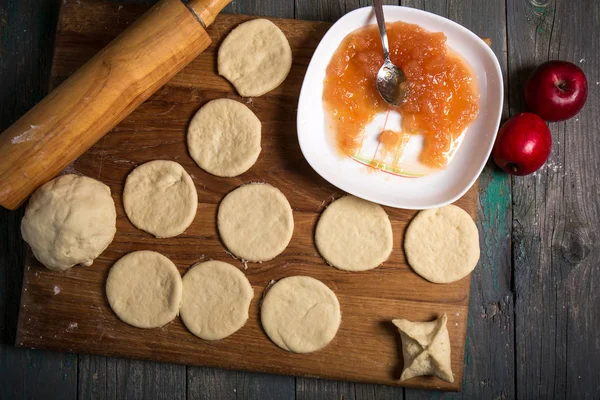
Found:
[404,204,480,284]
[180,260,254,340]
[21,174,116,271]
[106,251,182,328]
[261,276,341,353]
[217,183,294,262]
[218,19,292,97]
[315,196,393,271]
[188,99,261,177]
[123,160,197,238]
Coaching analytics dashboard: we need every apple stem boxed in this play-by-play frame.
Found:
[555,79,567,91]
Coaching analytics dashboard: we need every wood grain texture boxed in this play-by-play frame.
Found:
[400,2,515,400]
[188,367,295,400]
[507,0,600,399]
[15,0,477,392]
[0,1,78,399]
[78,355,118,400]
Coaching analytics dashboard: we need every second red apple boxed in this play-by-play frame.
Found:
[492,113,552,176]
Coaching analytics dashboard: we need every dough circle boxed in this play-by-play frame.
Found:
[261,276,341,353]
[188,99,261,177]
[218,19,292,97]
[106,251,182,328]
[315,196,393,271]
[123,160,197,238]
[180,260,254,340]
[217,183,294,262]
[21,174,116,271]
[404,204,480,284]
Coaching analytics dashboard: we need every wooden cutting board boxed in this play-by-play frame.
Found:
[16,0,480,391]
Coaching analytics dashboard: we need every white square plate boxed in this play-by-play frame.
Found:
[297,6,503,209]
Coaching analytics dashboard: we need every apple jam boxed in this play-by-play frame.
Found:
[323,21,480,169]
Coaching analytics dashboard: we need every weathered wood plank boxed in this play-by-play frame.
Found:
[188,367,238,400]
[0,0,77,398]
[224,0,294,18]
[187,367,296,400]
[113,359,186,400]
[78,356,117,400]
[295,0,398,22]
[355,384,405,400]
[401,1,514,399]
[508,0,600,398]
[296,379,356,400]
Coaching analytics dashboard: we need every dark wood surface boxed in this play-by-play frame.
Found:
[0,0,598,399]
[16,3,477,391]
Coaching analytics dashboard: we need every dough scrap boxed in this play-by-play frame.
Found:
[106,251,182,329]
[315,195,393,271]
[218,19,292,97]
[188,99,261,177]
[261,276,341,353]
[404,205,480,283]
[180,260,254,340]
[392,314,454,383]
[21,174,116,271]
[123,160,197,238]
[217,183,294,262]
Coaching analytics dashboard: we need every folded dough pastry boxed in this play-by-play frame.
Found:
[392,314,454,382]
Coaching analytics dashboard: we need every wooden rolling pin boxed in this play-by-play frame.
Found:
[0,0,230,210]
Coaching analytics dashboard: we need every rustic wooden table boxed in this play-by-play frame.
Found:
[0,0,598,399]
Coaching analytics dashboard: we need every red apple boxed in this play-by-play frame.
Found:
[524,60,588,121]
[492,113,552,176]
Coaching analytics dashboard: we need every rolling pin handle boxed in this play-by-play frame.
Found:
[186,0,231,27]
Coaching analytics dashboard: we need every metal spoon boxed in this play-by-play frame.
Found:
[373,0,407,106]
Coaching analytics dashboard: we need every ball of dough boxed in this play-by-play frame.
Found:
[217,183,294,262]
[315,196,393,271]
[106,251,182,328]
[180,260,254,340]
[261,276,341,353]
[123,160,197,238]
[21,174,116,271]
[404,205,480,284]
[218,19,292,97]
[188,99,261,177]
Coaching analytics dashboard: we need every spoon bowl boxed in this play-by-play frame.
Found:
[373,0,407,106]
[376,60,407,107]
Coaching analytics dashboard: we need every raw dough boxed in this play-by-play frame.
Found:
[261,276,341,353]
[180,260,254,340]
[392,314,454,382]
[188,99,261,177]
[217,183,293,262]
[123,160,197,238]
[218,19,292,97]
[106,250,182,329]
[21,174,116,271]
[315,195,393,271]
[404,204,479,283]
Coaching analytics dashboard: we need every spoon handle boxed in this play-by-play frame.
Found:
[373,0,390,60]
